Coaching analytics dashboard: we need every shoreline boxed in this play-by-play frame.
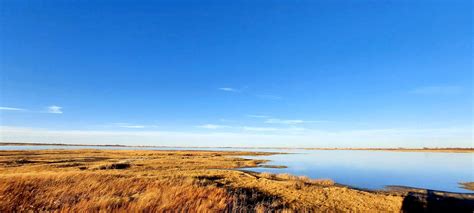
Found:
[1,142,472,153]
[1,148,472,195]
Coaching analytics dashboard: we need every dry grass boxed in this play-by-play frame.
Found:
[258,173,334,187]
[460,182,474,191]
[0,149,405,212]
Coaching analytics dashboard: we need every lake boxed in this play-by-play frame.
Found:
[242,150,473,193]
[1,145,472,193]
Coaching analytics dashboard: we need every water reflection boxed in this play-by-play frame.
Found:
[242,150,473,193]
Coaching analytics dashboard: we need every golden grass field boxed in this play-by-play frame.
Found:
[460,182,474,191]
[0,149,472,212]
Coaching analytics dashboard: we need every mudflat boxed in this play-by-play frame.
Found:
[0,149,471,212]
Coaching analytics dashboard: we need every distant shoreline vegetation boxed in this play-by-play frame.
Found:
[0,142,472,152]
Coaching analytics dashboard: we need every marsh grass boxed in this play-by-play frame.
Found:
[0,149,404,212]
[259,172,334,187]
[459,182,474,191]
[95,160,132,170]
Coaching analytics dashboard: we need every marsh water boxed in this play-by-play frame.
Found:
[1,145,472,193]
[241,150,473,193]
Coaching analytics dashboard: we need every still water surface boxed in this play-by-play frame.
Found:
[241,150,473,193]
[1,145,472,193]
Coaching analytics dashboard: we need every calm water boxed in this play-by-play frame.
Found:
[1,145,472,193]
[242,150,473,193]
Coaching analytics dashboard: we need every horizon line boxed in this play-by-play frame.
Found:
[1,142,472,150]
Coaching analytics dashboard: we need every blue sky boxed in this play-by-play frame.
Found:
[0,0,472,147]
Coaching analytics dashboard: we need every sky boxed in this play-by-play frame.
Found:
[0,0,472,147]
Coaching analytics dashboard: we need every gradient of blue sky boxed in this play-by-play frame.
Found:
[0,0,472,147]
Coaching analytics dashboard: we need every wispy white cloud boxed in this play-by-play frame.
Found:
[0,107,25,111]
[218,87,282,101]
[248,116,329,125]
[218,87,240,92]
[197,124,229,129]
[111,123,157,129]
[410,86,463,95]
[47,105,63,114]
[265,118,305,125]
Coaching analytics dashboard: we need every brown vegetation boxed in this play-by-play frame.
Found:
[460,182,474,191]
[0,149,467,212]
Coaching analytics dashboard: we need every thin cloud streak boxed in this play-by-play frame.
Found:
[111,123,158,129]
[218,87,282,101]
[197,124,229,129]
[0,107,25,111]
[265,119,305,125]
[218,87,240,92]
[0,105,69,114]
